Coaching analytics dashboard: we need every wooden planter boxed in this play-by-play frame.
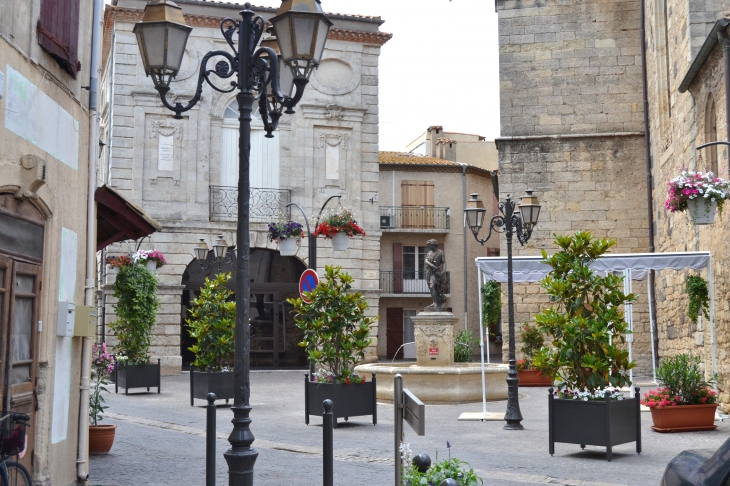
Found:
[89,424,117,454]
[649,403,718,432]
[304,373,376,429]
[190,366,234,406]
[518,369,553,386]
[548,387,641,461]
[115,360,161,395]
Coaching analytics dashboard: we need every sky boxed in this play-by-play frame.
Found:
[110,0,501,151]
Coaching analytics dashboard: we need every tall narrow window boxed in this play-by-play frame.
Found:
[654,0,671,128]
[403,245,429,293]
[705,96,718,175]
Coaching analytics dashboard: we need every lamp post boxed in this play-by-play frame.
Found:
[464,189,541,430]
[195,234,236,272]
[133,1,331,483]
[286,194,341,271]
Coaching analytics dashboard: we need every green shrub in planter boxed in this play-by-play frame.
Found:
[288,265,375,381]
[533,232,637,393]
[454,330,478,363]
[519,322,544,368]
[186,273,235,371]
[109,263,159,365]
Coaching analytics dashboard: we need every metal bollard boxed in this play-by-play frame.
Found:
[323,399,334,486]
[206,392,217,486]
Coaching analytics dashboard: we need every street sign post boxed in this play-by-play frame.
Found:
[394,374,425,486]
[299,269,319,303]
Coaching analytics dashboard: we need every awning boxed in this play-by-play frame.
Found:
[95,185,161,251]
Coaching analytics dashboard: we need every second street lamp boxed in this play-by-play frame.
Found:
[464,189,541,430]
[134,1,331,484]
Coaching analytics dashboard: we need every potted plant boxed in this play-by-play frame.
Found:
[133,249,167,272]
[516,323,552,386]
[641,354,719,432]
[312,207,366,251]
[454,330,478,363]
[110,262,161,394]
[480,281,501,343]
[685,275,710,326]
[533,232,641,461]
[89,343,117,454]
[665,170,730,224]
[187,273,235,406]
[400,442,483,485]
[267,220,304,256]
[288,265,377,427]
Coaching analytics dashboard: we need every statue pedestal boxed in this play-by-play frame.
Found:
[411,311,459,367]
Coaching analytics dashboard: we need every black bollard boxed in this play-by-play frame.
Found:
[323,399,334,486]
[206,392,217,486]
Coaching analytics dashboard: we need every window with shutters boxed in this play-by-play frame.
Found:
[37,0,82,78]
[403,245,428,292]
[401,180,434,228]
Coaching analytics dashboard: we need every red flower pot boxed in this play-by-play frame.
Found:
[649,403,718,432]
[518,369,553,386]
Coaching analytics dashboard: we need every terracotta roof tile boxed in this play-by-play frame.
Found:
[379,151,460,167]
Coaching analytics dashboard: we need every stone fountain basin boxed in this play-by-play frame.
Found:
[354,362,508,404]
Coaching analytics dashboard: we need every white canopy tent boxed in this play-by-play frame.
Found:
[473,251,715,414]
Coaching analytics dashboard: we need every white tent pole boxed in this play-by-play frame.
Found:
[708,258,717,391]
[478,269,487,416]
[647,277,657,383]
[624,269,634,395]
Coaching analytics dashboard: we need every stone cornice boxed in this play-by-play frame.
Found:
[300,103,367,123]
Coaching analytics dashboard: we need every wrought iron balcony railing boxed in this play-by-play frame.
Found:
[379,270,451,295]
[379,206,450,231]
[210,186,290,222]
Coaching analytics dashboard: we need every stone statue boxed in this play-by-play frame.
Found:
[424,239,446,310]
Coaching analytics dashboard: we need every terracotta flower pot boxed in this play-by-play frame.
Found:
[518,369,553,386]
[89,424,117,454]
[649,403,718,432]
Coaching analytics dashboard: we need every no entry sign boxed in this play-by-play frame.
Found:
[299,269,319,303]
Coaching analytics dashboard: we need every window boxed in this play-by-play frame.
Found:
[37,0,82,78]
[654,0,671,127]
[401,180,434,227]
[705,96,718,175]
[403,245,429,293]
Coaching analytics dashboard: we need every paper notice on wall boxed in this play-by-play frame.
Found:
[158,134,174,171]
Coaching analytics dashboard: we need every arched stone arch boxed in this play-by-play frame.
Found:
[0,186,53,221]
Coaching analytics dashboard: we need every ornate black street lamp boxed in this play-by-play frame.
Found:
[134,1,331,483]
[464,190,541,430]
[195,234,236,272]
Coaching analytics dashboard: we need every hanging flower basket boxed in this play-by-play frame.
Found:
[687,198,717,224]
[133,250,167,270]
[313,207,366,252]
[665,170,730,224]
[278,237,300,256]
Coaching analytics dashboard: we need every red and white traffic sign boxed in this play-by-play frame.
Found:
[299,269,319,303]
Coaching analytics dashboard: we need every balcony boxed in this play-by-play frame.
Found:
[379,207,450,232]
[379,270,451,296]
[210,186,290,222]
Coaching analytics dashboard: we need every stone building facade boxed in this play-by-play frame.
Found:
[496,0,730,406]
[495,0,653,376]
[100,0,390,374]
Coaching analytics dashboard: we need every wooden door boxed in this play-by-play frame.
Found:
[386,308,404,359]
[1,258,40,473]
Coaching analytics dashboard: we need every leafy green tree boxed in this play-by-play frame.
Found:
[533,232,636,393]
[186,273,236,371]
[288,266,375,379]
[109,263,159,365]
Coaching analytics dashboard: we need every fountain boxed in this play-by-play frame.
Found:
[355,240,508,404]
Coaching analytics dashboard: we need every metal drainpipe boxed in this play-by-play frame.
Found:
[78,0,103,481]
[640,0,659,370]
[459,163,468,330]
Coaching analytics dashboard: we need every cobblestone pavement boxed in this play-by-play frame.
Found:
[89,371,730,486]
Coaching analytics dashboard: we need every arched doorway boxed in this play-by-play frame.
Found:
[181,248,308,369]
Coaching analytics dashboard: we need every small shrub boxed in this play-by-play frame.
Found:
[519,323,544,368]
[186,273,235,372]
[651,354,717,405]
[454,330,478,363]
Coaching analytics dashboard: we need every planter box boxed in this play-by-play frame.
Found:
[518,369,553,387]
[304,373,377,428]
[649,403,718,433]
[190,366,234,406]
[115,360,161,395]
[548,387,641,461]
